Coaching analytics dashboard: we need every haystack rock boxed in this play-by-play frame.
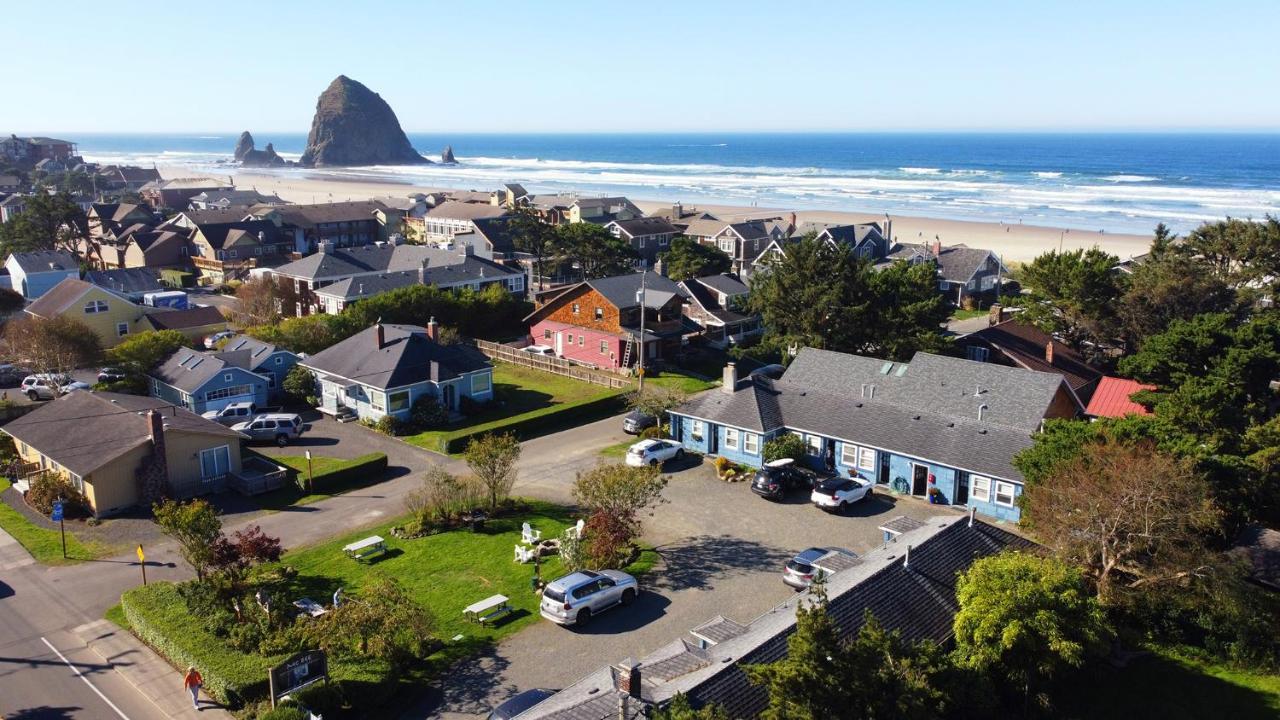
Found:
[234,131,255,162]
[299,75,428,167]
[441,145,457,164]
[233,132,287,167]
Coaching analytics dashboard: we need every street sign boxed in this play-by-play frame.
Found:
[136,544,147,585]
[269,649,328,706]
[136,545,145,563]
[50,501,63,522]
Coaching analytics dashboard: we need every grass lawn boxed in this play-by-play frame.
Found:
[0,479,111,565]
[1065,645,1280,720]
[599,439,634,459]
[949,307,989,321]
[104,602,129,630]
[250,452,388,512]
[642,370,718,394]
[404,362,626,453]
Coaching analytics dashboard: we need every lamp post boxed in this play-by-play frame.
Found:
[636,266,647,392]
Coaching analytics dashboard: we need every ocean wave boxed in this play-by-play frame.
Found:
[1104,174,1157,183]
[900,167,943,175]
[1033,171,1063,179]
[666,143,728,147]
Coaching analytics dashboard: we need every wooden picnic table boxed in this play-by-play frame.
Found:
[463,594,512,625]
[343,535,387,561]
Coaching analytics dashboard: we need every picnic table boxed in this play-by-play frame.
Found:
[292,597,328,617]
[343,535,387,561]
[463,594,512,625]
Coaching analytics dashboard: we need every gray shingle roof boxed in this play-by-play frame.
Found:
[608,217,679,238]
[691,273,748,296]
[273,244,506,282]
[423,200,509,221]
[881,243,1002,284]
[1,391,241,477]
[248,200,388,228]
[8,250,79,273]
[584,273,686,311]
[301,324,491,390]
[782,348,1067,432]
[312,257,518,300]
[218,335,283,369]
[151,347,258,392]
[84,268,163,296]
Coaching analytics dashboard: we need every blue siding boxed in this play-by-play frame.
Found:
[252,350,301,403]
[21,270,79,299]
[962,473,1024,522]
[150,367,269,414]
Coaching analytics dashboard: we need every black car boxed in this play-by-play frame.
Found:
[488,688,557,720]
[622,410,657,435]
[750,458,815,499]
[0,365,25,388]
[97,367,126,383]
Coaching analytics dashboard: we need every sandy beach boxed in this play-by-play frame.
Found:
[168,165,1155,265]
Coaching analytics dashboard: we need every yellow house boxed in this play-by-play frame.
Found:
[24,277,152,348]
[3,391,246,518]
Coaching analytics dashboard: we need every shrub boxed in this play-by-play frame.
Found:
[282,365,316,404]
[258,705,307,720]
[25,472,87,515]
[639,424,663,440]
[404,467,482,529]
[763,434,806,463]
[410,395,449,430]
[559,527,588,572]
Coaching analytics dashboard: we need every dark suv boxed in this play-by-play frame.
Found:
[750,458,815,500]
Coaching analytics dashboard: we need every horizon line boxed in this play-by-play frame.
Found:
[19,127,1280,137]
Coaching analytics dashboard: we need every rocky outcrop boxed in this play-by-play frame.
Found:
[299,75,428,167]
[441,145,457,164]
[233,132,288,167]
[234,131,255,162]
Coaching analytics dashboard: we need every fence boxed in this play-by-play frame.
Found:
[471,339,633,389]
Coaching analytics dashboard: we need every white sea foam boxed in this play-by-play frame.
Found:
[1103,174,1157,183]
[900,167,943,175]
[1033,171,1063,179]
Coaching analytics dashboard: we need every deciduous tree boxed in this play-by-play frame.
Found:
[153,498,223,581]
[305,577,434,665]
[102,329,188,393]
[572,463,667,567]
[626,385,687,423]
[233,276,297,326]
[463,432,521,512]
[1,315,102,383]
[282,364,316,403]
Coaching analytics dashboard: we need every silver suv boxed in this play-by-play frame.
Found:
[231,414,304,446]
[540,569,639,626]
[202,401,257,426]
[20,374,70,401]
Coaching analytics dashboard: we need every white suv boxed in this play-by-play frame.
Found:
[810,476,874,512]
[21,374,69,401]
[540,570,639,626]
[624,439,683,467]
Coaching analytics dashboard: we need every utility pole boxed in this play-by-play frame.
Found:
[636,266,647,392]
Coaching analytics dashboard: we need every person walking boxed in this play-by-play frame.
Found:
[184,666,203,710]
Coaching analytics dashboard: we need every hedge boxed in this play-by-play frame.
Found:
[121,582,279,707]
[429,392,629,454]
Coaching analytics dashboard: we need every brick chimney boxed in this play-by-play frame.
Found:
[614,658,642,700]
[375,322,385,348]
[418,257,430,285]
[426,316,439,342]
[147,409,166,460]
[931,239,942,257]
[1044,341,1054,364]
[988,303,1005,326]
[137,409,170,504]
[721,362,737,394]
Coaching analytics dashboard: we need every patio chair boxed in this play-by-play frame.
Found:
[514,544,536,563]
[521,522,542,545]
[566,518,585,540]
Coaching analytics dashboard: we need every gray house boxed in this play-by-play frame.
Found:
[149,347,271,414]
[214,335,301,403]
[878,241,1007,305]
[4,250,80,299]
[300,321,494,422]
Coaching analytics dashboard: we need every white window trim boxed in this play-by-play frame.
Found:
[744,432,759,455]
[690,419,704,441]
[471,372,491,394]
[370,390,386,412]
[857,447,876,471]
[994,481,1016,507]
[806,434,822,454]
[724,428,739,451]
[840,443,858,467]
[970,475,991,503]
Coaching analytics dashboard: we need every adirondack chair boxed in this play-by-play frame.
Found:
[514,544,536,563]
[522,522,542,545]
[567,518,586,540]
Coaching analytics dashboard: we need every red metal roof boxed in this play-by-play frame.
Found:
[1085,376,1154,418]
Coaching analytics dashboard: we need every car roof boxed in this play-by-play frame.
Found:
[794,547,828,563]
[631,438,664,449]
[764,457,794,468]
[546,570,601,590]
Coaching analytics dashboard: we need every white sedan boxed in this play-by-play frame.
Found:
[624,439,684,467]
[811,476,874,512]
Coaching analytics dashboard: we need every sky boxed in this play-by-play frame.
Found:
[5,0,1279,134]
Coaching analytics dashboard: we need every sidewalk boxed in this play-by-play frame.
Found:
[73,619,234,719]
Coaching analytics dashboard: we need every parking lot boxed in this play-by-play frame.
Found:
[424,458,963,719]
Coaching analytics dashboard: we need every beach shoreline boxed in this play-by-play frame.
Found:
[161,163,1155,264]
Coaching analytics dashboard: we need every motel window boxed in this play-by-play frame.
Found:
[116,322,129,337]
[370,391,386,412]
[857,447,876,471]
[970,476,991,503]
[994,481,1016,507]
[690,420,704,442]
[578,334,584,346]
[472,372,492,394]
[205,384,253,402]
[543,329,552,340]
[572,303,580,314]
[744,432,759,455]
[389,391,410,412]
[595,307,604,321]
[724,428,740,451]
[83,300,108,314]
[840,443,859,467]
[966,345,989,362]
[599,340,608,354]
[806,434,822,455]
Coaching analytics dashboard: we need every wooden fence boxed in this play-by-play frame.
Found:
[471,339,633,389]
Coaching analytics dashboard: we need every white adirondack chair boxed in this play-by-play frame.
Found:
[567,518,586,540]
[522,522,542,545]
[514,544,536,563]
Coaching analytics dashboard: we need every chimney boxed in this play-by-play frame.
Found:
[672,201,683,219]
[904,544,912,569]
[788,211,797,235]
[318,240,332,254]
[988,302,1005,326]
[459,242,474,257]
[721,362,738,394]
[375,322,385,348]
[867,384,875,399]
[1044,341,1054,364]
[614,658,642,700]
[418,257,429,285]
[426,316,439,342]
[931,239,942,257]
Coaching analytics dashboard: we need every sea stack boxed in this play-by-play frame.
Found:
[233,132,287,166]
[234,131,255,162]
[441,145,457,164]
[299,75,428,167]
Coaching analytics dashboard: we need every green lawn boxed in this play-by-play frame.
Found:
[0,479,111,565]
[599,439,635,459]
[250,452,389,512]
[949,307,989,321]
[403,362,627,453]
[642,370,718,394]
[1064,645,1280,720]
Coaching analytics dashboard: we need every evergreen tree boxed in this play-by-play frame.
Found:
[659,236,732,280]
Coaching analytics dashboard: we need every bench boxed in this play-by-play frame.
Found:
[463,594,512,625]
[343,535,387,562]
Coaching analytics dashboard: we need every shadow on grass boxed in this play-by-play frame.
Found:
[651,534,791,592]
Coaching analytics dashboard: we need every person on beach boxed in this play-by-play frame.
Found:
[184,666,203,710]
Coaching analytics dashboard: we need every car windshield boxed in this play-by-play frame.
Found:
[785,559,813,574]
[543,587,565,602]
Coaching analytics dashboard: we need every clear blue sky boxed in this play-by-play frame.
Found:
[6,0,1278,133]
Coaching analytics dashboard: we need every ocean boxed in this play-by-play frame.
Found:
[73,132,1280,235]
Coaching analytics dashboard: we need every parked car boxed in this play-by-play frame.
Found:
[203,330,235,349]
[750,458,815,500]
[810,476,875,512]
[782,547,859,590]
[202,401,257,426]
[97,367,126,383]
[60,380,92,395]
[231,413,304,446]
[540,569,639,626]
[624,438,683,467]
[748,363,786,380]
[622,409,657,435]
[20,374,71,401]
[0,364,27,388]
[522,344,555,356]
[487,689,557,720]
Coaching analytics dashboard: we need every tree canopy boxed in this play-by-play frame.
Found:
[1,315,102,379]
[659,236,732,280]
[0,190,88,256]
[552,222,639,280]
[1014,247,1126,360]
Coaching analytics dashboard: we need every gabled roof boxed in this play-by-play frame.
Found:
[607,217,680,238]
[272,244,506,282]
[7,250,79,274]
[192,219,283,250]
[84,267,164,296]
[681,218,730,238]
[966,319,1102,401]
[1085,376,1154,418]
[783,347,1069,432]
[144,305,226,331]
[301,324,491,390]
[466,216,518,255]
[693,273,748,296]
[250,200,388,228]
[423,200,508,221]
[150,346,259,392]
[26,277,132,317]
[1,391,242,477]
[218,335,288,369]
[312,257,520,301]
[881,243,1004,284]
[1234,525,1280,591]
[679,275,753,325]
